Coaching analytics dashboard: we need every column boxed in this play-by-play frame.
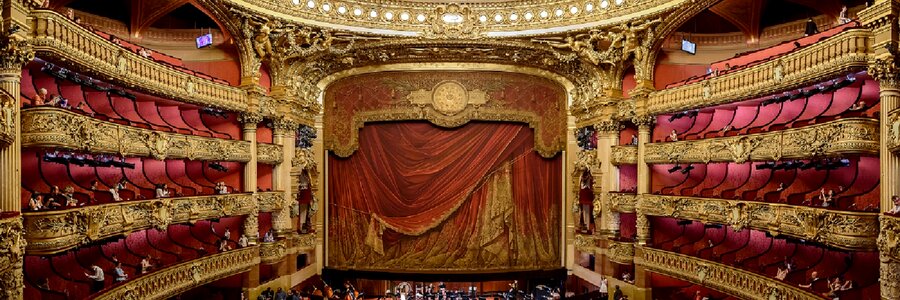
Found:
[239,113,262,245]
[272,118,296,237]
[594,120,620,238]
[633,115,653,246]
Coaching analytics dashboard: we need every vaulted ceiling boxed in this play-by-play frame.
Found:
[677,0,864,39]
[52,0,226,38]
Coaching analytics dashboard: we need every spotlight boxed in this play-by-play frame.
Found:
[667,165,682,173]
[680,164,695,174]
[676,220,693,226]
[209,162,228,172]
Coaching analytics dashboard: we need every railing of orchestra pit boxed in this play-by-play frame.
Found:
[29,10,248,112]
[21,107,252,162]
[23,193,257,255]
[646,29,870,115]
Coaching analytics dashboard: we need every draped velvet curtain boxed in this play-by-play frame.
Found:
[328,121,560,271]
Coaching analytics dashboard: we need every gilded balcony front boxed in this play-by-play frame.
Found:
[93,246,260,300]
[646,28,870,115]
[21,107,252,162]
[258,191,285,213]
[28,10,248,112]
[644,118,879,164]
[608,193,637,213]
[610,145,637,165]
[23,193,256,255]
[636,247,823,300]
[258,143,285,164]
[637,195,879,251]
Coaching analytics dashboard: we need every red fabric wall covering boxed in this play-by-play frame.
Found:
[257,163,274,191]
[617,213,636,241]
[618,126,638,146]
[618,165,637,192]
[328,121,561,271]
[257,126,274,144]
[182,60,241,86]
[259,66,272,93]
[652,63,710,90]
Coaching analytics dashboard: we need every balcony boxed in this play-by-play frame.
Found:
[93,246,260,300]
[23,193,256,255]
[644,118,878,164]
[21,107,251,162]
[258,191,285,213]
[637,194,878,251]
[258,143,284,164]
[646,28,870,114]
[29,10,248,112]
[610,145,637,165]
[606,240,635,265]
[636,247,822,300]
[608,192,637,213]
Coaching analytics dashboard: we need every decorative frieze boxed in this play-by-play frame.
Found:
[610,145,637,165]
[258,191,285,213]
[21,107,252,162]
[29,10,248,111]
[0,217,25,300]
[93,246,260,300]
[259,240,288,264]
[638,195,879,251]
[636,247,822,300]
[606,240,635,265]
[257,143,284,164]
[644,118,879,164]
[647,29,871,114]
[607,193,637,213]
[23,193,257,255]
[879,215,900,299]
[574,234,597,253]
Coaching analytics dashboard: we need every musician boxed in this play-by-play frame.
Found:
[343,281,357,300]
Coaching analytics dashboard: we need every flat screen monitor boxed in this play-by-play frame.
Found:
[196,33,213,48]
[681,39,696,55]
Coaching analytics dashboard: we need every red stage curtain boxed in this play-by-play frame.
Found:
[328,121,560,271]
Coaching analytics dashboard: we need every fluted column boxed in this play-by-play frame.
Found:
[272,118,296,237]
[633,115,654,245]
[595,120,620,238]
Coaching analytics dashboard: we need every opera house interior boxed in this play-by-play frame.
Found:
[1,0,899,299]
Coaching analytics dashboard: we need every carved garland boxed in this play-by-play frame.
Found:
[638,195,879,250]
[21,107,252,162]
[0,217,25,300]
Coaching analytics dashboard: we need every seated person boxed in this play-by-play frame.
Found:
[238,234,249,248]
[44,186,64,209]
[33,88,48,106]
[63,186,79,207]
[669,130,678,142]
[848,101,866,111]
[140,257,153,274]
[889,196,900,215]
[218,238,231,252]
[799,271,821,289]
[155,183,170,198]
[825,277,853,298]
[28,194,44,211]
[263,229,275,243]
[776,266,789,280]
[110,180,127,201]
[216,182,229,194]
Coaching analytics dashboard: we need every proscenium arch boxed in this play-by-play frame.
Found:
[315,62,578,109]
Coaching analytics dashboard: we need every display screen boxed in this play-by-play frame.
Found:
[196,33,213,48]
[681,39,696,55]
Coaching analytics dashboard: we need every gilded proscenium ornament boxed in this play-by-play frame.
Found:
[879,215,900,299]
[607,193,637,213]
[610,145,637,165]
[646,28,871,115]
[23,193,257,255]
[636,247,822,300]
[644,118,879,164]
[93,246,260,300]
[21,107,252,162]
[258,191,286,213]
[0,217,25,300]
[638,194,879,251]
[258,143,285,164]
[29,10,248,112]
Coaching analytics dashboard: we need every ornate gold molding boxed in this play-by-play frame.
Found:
[94,246,260,300]
[223,0,683,37]
[644,118,879,164]
[646,29,871,115]
[879,215,900,299]
[608,193,636,213]
[23,193,257,255]
[606,240,635,265]
[21,107,252,162]
[636,247,823,300]
[574,234,598,253]
[259,240,289,264]
[0,91,18,148]
[258,191,285,213]
[29,10,248,111]
[0,217,25,300]
[258,143,284,164]
[638,194,879,251]
[888,108,900,152]
[610,145,637,165]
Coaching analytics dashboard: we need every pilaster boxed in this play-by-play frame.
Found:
[272,118,297,237]
[595,120,621,238]
[632,114,654,246]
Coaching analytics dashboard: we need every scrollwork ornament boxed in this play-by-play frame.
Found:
[869,56,900,88]
[631,114,655,128]
[0,39,34,72]
[594,120,621,133]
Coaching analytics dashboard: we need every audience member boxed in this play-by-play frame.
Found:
[155,183,170,198]
[110,179,127,201]
[669,129,678,142]
[805,18,819,36]
[216,182,229,194]
[218,238,231,252]
[33,88,48,106]
[776,266,789,280]
[140,257,153,274]
[263,229,276,243]
[848,101,867,111]
[28,194,44,211]
[85,265,105,293]
[113,262,128,283]
[838,6,852,25]
[63,186,79,207]
[630,134,638,145]
[888,196,900,214]
[238,234,249,248]
[799,271,821,289]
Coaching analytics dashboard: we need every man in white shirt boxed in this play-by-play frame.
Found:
[85,265,105,293]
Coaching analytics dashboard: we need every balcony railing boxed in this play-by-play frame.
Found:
[260,233,317,264]
[646,29,870,115]
[29,10,248,112]
[610,145,637,165]
[21,107,252,162]
[258,191,285,213]
[644,118,878,164]
[636,247,822,300]
[258,143,284,164]
[637,194,878,251]
[606,240,635,265]
[93,246,260,300]
[23,193,256,255]
[608,193,637,213]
